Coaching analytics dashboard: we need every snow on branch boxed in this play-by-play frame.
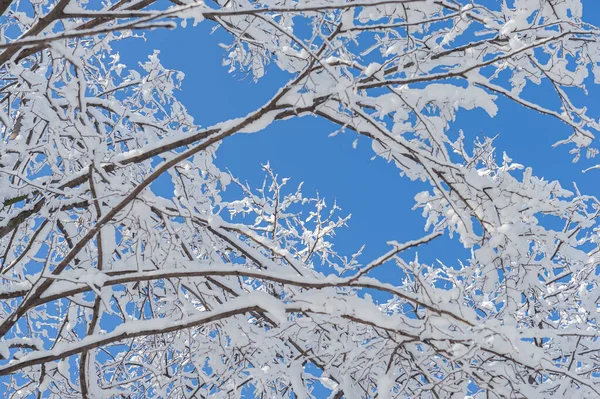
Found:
[1,0,600,398]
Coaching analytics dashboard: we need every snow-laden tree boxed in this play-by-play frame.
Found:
[1,0,600,397]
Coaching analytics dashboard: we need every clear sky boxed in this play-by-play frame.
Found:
[0,1,599,397]
[115,0,600,286]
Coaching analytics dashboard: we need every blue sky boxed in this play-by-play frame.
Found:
[0,1,600,397]
[115,0,600,282]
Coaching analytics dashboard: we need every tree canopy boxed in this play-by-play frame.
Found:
[1,0,600,398]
